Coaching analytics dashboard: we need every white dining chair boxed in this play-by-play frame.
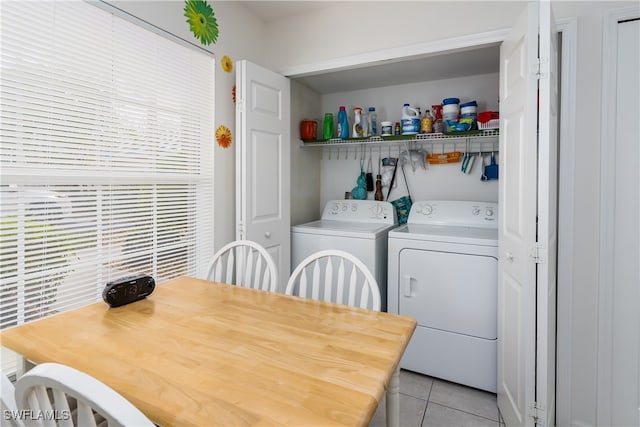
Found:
[14,363,155,427]
[206,240,278,292]
[2,373,24,427]
[285,249,381,311]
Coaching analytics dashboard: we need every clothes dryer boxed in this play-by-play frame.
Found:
[291,200,397,311]
[388,200,498,392]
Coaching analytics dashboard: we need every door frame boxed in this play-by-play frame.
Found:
[597,6,640,425]
[283,20,578,421]
[554,17,578,427]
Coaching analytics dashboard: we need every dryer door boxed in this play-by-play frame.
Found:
[399,248,497,339]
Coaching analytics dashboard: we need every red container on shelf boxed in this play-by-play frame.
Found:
[300,120,318,141]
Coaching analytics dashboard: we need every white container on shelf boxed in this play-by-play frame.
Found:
[401,104,420,135]
[381,121,393,136]
[442,104,459,114]
[442,103,459,122]
[478,119,500,130]
[461,105,477,116]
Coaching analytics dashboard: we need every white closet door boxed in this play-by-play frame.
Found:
[497,5,538,422]
[611,17,639,427]
[236,60,291,292]
[498,1,558,425]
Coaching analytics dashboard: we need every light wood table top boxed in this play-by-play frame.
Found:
[1,276,416,427]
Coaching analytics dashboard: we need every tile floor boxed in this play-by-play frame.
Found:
[369,370,504,427]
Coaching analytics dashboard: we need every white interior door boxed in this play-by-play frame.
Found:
[599,15,640,426]
[498,2,557,425]
[236,60,291,292]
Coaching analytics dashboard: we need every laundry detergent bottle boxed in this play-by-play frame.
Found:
[337,106,349,139]
[368,107,378,136]
[401,103,420,135]
[352,107,364,138]
[323,113,334,140]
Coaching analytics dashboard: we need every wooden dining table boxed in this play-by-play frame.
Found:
[0,276,416,427]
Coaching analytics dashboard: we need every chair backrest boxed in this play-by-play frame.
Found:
[206,240,278,292]
[14,363,154,427]
[285,249,381,311]
[2,373,24,427]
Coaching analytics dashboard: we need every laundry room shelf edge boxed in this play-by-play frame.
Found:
[300,129,499,147]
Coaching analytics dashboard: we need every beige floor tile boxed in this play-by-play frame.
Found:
[428,380,499,421]
[369,393,427,427]
[368,372,501,426]
[400,369,434,400]
[423,402,500,427]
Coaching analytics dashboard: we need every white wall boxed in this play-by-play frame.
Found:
[262,2,526,72]
[319,74,499,129]
[209,2,269,248]
[290,81,323,225]
[104,1,268,250]
[314,73,499,213]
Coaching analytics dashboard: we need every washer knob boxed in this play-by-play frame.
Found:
[422,204,433,216]
[472,207,481,216]
[486,207,494,217]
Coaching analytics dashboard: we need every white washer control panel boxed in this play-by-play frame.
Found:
[408,200,498,228]
[322,200,397,224]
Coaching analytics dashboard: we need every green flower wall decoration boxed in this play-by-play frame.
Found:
[184,0,219,46]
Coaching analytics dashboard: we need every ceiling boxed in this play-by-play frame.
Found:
[239,2,500,95]
[293,44,500,94]
[240,1,331,23]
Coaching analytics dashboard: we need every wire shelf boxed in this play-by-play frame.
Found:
[300,129,499,147]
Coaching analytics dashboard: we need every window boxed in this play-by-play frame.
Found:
[0,0,215,334]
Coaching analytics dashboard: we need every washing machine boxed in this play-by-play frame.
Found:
[291,200,397,311]
[388,200,498,392]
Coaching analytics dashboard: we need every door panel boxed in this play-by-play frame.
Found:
[402,325,497,393]
[252,82,281,116]
[251,132,280,219]
[236,60,291,292]
[498,3,540,426]
[501,270,525,418]
[399,249,497,339]
[610,18,640,426]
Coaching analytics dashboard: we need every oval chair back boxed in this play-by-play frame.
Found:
[206,240,278,292]
[15,363,154,427]
[2,373,23,427]
[285,249,381,311]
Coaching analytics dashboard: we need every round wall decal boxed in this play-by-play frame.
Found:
[216,125,232,149]
[184,0,219,46]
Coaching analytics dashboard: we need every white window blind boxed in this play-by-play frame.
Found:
[0,0,215,335]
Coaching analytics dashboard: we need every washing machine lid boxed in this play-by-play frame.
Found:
[389,223,498,246]
[291,219,397,239]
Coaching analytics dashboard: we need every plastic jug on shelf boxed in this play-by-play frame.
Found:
[401,104,420,135]
[352,107,364,138]
[337,106,349,139]
[323,113,334,140]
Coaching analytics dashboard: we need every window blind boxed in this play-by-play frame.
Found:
[0,0,215,338]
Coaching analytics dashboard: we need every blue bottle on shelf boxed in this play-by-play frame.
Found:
[337,106,349,139]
